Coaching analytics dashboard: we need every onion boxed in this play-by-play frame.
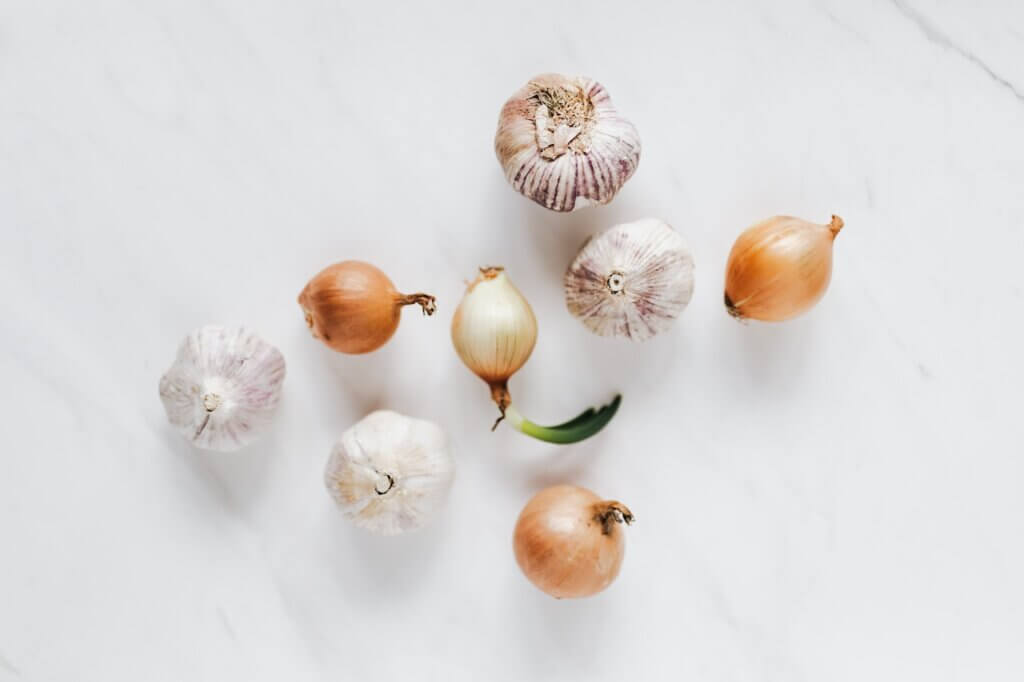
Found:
[724,215,844,322]
[298,260,436,354]
[451,267,621,443]
[513,484,633,599]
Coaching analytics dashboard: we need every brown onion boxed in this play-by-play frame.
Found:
[513,484,633,599]
[298,261,436,354]
[724,215,844,322]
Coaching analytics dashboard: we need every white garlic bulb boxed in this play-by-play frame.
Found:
[565,219,695,341]
[325,410,455,535]
[159,325,286,452]
[495,73,641,212]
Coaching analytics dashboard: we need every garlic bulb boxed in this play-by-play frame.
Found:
[565,218,695,340]
[451,267,621,443]
[325,410,455,535]
[725,215,844,322]
[159,325,286,452]
[495,73,641,212]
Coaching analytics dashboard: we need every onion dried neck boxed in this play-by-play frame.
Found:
[489,381,511,431]
[828,214,844,237]
[396,293,437,316]
[595,501,634,535]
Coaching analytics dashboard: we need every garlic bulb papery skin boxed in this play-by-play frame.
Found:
[325,410,455,535]
[724,215,844,322]
[450,267,537,412]
[495,73,641,212]
[565,218,695,341]
[159,325,286,452]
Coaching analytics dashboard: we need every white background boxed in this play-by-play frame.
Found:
[2,1,1023,680]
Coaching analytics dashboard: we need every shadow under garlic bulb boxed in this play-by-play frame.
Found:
[724,215,844,322]
[298,260,436,354]
[495,73,641,212]
[513,484,633,599]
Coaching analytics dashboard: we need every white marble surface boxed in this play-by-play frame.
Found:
[2,1,1023,680]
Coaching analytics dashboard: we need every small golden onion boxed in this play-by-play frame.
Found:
[724,215,844,322]
[513,484,633,599]
[298,260,436,354]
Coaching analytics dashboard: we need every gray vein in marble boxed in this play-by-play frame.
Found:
[217,606,238,642]
[892,0,1024,102]
[858,281,935,380]
[156,17,210,94]
[816,5,870,45]
[0,649,21,677]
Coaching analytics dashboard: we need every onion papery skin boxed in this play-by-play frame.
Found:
[298,260,435,354]
[451,267,621,444]
[513,485,631,599]
[724,215,843,322]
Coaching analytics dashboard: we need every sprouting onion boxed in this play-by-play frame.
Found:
[450,266,621,444]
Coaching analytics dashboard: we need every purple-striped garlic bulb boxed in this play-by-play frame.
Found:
[159,325,286,452]
[565,219,695,341]
[494,74,641,212]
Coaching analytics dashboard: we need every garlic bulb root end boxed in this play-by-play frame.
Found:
[495,74,640,211]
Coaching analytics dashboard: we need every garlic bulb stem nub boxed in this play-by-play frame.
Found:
[565,219,695,341]
[159,325,286,452]
[202,393,222,412]
[606,272,625,294]
[375,472,395,495]
[325,410,455,535]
